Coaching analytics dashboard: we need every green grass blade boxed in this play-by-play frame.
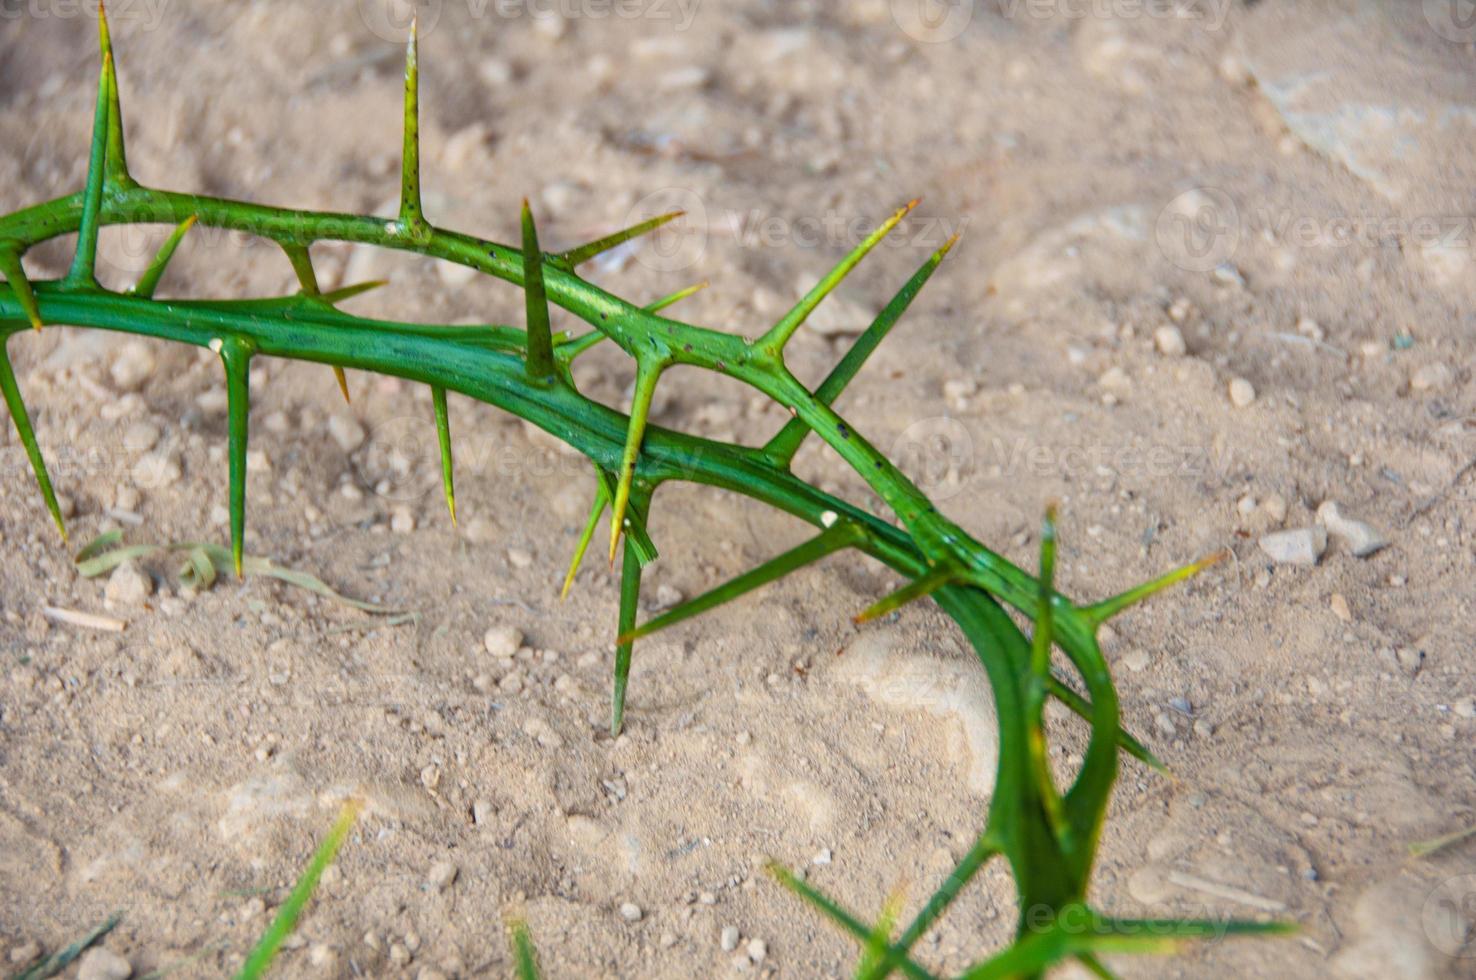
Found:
[131,215,198,299]
[508,919,541,980]
[558,210,685,268]
[755,199,918,355]
[218,339,252,577]
[611,533,643,736]
[432,385,456,525]
[618,524,859,644]
[0,343,67,541]
[765,235,956,466]
[236,801,360,980]
[522,200,555,381]
[0,246,44,329]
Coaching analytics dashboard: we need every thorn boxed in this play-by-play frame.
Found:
[854,567,953,624]
[65,50,113,289]
[398,15,425,234]
[755,198,920,355]
[218,338,253,579]
[318,279,388,304]
[611,533,643,736]
[98,0,130,183]
[0,344,67,542]
[432,385,456,527]
[521,200,555,382]
[333,367,351,404]
[1085,549,1229,625]
[561,481,607,600]
[130,214,197,299]
[0,247,45,330]
[608,360,661,564]
[559,211,686,268]
[644,280,708,314]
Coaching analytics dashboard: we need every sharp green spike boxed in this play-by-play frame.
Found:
[560,480,606,600]
[608,359,661,563]
[1026,505,1074,852]
[432,385,455,526]
[1046,674,1168,774]
[557,211,685,268]
[856,836,997,980]
[318,280,388,305]
[854,565,953,624]
[1031,505,1058,681]
[0,343,67,541]
[521,200,555,382]
[766,235,957,466]
[595,466,656,565]
[644,280,708,314]
[856,885,906,980]
[1084,550,1228,626]
[130,215,197,299]
[217,337,253,577]
[766,863,938,980]
[618,523,859,645]
[278,242,350,402]
[97,1,131,185]
[611,530,643,736]
[64,51,112,289]
[0,247,44,330]
[754,199,919,356]
[1077,952,1118,980]
[397,17,426,236]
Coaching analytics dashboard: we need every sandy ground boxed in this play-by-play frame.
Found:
[1,1,1474,977]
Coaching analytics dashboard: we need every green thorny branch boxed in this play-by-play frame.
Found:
[0,9,1290,977]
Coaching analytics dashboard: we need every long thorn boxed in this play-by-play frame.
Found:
[558,211,685,268]
[65,51,113,288]
[217,338,253,577]
[432,385,455,526]
[396,17,426,235]
[561,480,607,600]
[0,247,44,330]
[766,234,957,466]
[644,280,708,314]
[131,215,197,299]
[318,280,388,304]
[521,200,555,381]
[608,359,661,564]
[1046,674,1168,774]
[97,0,130,184]
[611,532,643,736]
[1028,505,1074,852]
[755,198,919,355]
[278,243,351,402]
[1084,550,1229,626]
[618,524,859,644]
[854,566,953,624]
[859,837,997,980]
[0,343,67,541]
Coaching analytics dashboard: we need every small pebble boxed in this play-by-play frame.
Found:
[1296,316,1325,342]
[8,941,41,966]
[1316,501,1389,558]
[653,583,684,610]
[76,948,132,980]
[472,799,496,826]
[110,342,156,391]
[484,625,524,657]
[1098,366,1130,391]
[619,902,643,922]
[1410,362,1453,392]
[746,938,768,963]
[1258,527,1326,566]
[1120,650,1150,672]
[1329,593,1352,623]
[1228,377,1256,408]
[720,926,740,952]
[1261,493,1288,523]
[391,508,417,534]
[1154,325,1186,357]
[1453,698,1475,719]
[105,560,154,607]
[812,848,832,865]
[327,414,366,454]
[427,860,459,892]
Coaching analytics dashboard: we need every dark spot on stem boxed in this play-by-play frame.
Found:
[837,423,850,439]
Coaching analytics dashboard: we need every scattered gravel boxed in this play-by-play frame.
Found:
[619,901,643,922]
[427,860,458,892]
[327,414,366,454]
[720,926,740,952]
[76,947,132,980]
[104,560,153,607]
[1316,501,1389,557]
[484,625,524,657]
[1228,377,1257,408]
[1154,325,1186,356]
[1258,527,1327,566]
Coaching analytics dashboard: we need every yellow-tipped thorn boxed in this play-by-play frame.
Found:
[1086,549,1230,625]
[333,366,351,404]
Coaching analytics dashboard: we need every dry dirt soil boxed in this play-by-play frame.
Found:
[1,1,1475,977]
